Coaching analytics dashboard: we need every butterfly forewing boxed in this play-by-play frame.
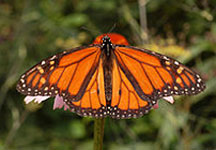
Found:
[17,46,102,102]
[114,46,205,101]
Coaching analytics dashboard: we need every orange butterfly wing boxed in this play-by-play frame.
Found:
[16,46,104,103]
[110,58,152,119]
[113,46,205,102]
[66,59,107,117]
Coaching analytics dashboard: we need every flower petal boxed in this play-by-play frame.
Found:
[162,96,174,104]
[53,95,70,111]
[153,102,159,109]
[153,96,174,109]
[24,96,50,104]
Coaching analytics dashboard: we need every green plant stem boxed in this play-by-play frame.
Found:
[138,0,149,44]
[94,118,105,150]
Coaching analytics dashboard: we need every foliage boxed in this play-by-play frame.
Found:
[0,0,215,149]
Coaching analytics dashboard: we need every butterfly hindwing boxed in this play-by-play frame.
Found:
[110,58,152,119]
[16,46,102,102]
[65,59,107,117]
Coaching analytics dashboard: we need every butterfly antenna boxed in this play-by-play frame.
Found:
[80,26,101,37]
[107,23,117,34]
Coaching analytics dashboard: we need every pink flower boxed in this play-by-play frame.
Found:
[24,95,174,110]
[53,95,70,110]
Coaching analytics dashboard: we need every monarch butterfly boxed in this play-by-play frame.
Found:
[17,33,205,119]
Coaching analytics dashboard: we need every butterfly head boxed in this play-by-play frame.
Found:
[102,35,112,45]
[101,35,113,57]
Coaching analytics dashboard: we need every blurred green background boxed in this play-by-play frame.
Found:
[0,0,216,150]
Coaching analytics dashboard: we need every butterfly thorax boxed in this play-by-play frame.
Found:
[101,36,114,103]
[102,36,114,57]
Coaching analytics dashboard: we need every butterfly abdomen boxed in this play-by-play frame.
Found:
[101,42,114,103]
[104,67,112,102]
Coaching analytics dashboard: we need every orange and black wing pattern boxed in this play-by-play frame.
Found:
[109,58,152,119]
[17,45,108,117]
[66,59,107,117]
[113,45,205,103]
